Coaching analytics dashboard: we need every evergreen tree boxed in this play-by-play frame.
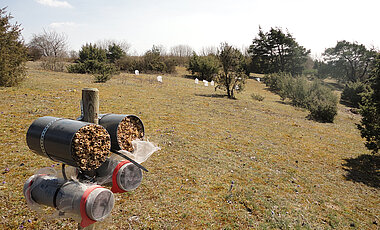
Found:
[67,43,117,83]
[358,54,380,153]
[248,27,310,75]
[67,43,109,74]
[0,7,27,87]
[107,43,126,63]
[323,40,376,83]
[216,43,247,99]
[187,53,220,81]
[78,43,107,64]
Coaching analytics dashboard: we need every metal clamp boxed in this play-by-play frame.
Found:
[40,118,63,160]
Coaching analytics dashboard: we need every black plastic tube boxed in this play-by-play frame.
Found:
[26,116,102,168]
[99,114,144,151]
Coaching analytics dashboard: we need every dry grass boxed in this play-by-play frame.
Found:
[0,65,379,229]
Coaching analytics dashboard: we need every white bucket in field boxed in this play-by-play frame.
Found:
[210,80,214,86]
[157,76,162,83]
[195,78,199,84]
[135,70,139,75]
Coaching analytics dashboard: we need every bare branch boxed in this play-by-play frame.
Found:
[28,29,68,58]
[95,39,131,55]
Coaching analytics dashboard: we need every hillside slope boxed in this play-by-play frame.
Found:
[0,67,378,229]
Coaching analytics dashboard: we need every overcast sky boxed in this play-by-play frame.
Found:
[3,0,380,57]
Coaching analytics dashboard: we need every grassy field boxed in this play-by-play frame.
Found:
[0,64,379,229]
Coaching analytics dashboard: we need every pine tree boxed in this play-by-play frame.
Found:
[358,54,380,153]
[0,7,27,87]
[248,27,310,75]
[216,43,247,99]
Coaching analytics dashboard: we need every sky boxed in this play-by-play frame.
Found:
[2,0,380,57]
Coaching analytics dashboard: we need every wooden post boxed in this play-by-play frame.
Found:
[78,88,99,230]
[82,88,99,125]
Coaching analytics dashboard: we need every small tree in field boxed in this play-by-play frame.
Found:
[216,43,247,99]
[0,7,27,87]
[187,53,219,81]
[141,45,176,73]
[93,62,117,83]
[107,43,126,63]
[67,43,108,74]
[67,43,118,83]
[358,54,380,153]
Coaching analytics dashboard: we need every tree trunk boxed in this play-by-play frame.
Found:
[360,62,369,81]
[225,73,231,98]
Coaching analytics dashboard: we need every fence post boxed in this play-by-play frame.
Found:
[79,88,99,230]
[82,88,99,125]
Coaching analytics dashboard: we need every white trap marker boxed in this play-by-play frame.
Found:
[204,80,208,86]
[195,78,199,84]
[210,80,214,86]
[135,70,139,75]
[157,76,162,83]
